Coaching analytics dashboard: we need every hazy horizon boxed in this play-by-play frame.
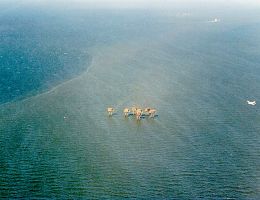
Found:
[2,0,260,9]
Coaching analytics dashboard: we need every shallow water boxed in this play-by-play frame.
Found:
[0,6,260,199]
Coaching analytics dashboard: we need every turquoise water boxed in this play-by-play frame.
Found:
[0,4,260,199]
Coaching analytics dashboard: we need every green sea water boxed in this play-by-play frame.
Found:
[0,3,260,199]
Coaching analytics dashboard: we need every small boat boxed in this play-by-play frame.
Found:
[247,100,256,106]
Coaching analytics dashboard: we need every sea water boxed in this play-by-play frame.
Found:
[0,3,259,199]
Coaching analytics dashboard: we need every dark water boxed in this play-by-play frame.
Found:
[0,6,158,104]
[0,8,90,103]
[0,4,260,199]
